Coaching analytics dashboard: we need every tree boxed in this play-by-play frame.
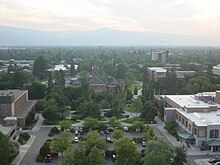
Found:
[81,72,90,100]
[134,86,138,95]
[47,71,53,93]
[141,101,157,123]
[144,138,174,165]
[115,138,140,165]
[13,71,26,87]
[171,146,187,165]
[132,121,144,132]
[70,62,76,76]
[33,56,48,79]
[59,120,72,130]
[28,81,46,99]
[108,117,121,129]
[0,132,11,165]
[51,131,72,157]
[112,129,125,141]
[83,117,100,130]
[115,63,128,79]
[132,98,143,112]
[85,131,106,153]
[53,70,65,86]
[88,146,105,165]
[143,126,155,142]
[79,101,101,118]
[61,145,87,165]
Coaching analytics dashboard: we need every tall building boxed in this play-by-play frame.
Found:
[0,90,37,127]
[156,91,220,152]
[151,50,169,63]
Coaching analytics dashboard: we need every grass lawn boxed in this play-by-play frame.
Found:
[129,81,142,93]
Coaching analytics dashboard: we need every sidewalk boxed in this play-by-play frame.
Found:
[13,135,36,165]
[154,116,181,147]
[32,114,44,132]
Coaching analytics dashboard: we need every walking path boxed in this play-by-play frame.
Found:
[13,135,36,165]
[13,113,43,165]
[154,116,181,147]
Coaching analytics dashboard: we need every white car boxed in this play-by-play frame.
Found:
[123,126,128,131]
[74,137,79,142]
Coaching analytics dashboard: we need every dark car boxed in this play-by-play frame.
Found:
[111,154,117,162]
[45,154,52,163]
[208,158,220,163]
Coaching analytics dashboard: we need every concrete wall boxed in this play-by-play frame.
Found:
[215,91,220,104]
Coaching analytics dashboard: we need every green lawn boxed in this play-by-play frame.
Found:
[129,81,142,93]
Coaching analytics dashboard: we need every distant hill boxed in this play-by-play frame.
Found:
[0,25,220,46]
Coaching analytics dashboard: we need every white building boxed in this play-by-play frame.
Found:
[213,64,220,76]
[151,50,169,63]
[160,91,220,151]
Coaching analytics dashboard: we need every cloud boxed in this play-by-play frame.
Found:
[0,0,220,35]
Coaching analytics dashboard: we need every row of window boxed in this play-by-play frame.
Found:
[176,114,219,138]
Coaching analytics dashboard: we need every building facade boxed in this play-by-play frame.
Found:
[151,50,169,63]
[158,91,220,151]
[0,90,37,127]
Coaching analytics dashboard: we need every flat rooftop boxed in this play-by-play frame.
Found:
[165,95,210,108]
[177,108,220,126]
[0,90,26,100]
[0,125,15,135]
[148,67,167,73]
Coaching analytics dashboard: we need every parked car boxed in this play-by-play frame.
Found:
[208,158,220,163]
[75,130,79,135]
[123,126,128,131]
[45,153,52,163]
[107,137,113,143]
[214,162,220,165]
[74,137,79,143]
[112,154,117,162]
[141,141,146,147]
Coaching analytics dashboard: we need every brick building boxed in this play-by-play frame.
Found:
[0,90,37,127]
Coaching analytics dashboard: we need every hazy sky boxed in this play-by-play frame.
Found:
[1,0,220,36]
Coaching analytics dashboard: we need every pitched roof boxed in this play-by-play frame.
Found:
[90,76,106,85]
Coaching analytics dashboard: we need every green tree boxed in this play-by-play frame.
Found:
[28,81,46,99]
[81,72,90,100]
[33,56,48,79]
[85,131,106,153]
[61,145,87,165]
[59,120,72,130]
[108,116,121,129]
[132,98,143,112]
[115,138,140,165]
[51,131,72,157]
[83,117,100,130]
[79,101,101,118]
[70,62,76,76]
[112,129,125,141]
[132,121,144,132]
[171,146,187,165]
[134,86,138,95]
[0,132,11,165]
[88,146,105,165]
[144,138,174,165]
[141,101,157,123]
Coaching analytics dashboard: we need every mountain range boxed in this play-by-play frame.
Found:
[0,25,220,46]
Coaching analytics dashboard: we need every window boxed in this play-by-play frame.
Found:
[179,116,181,122]
[199,129,205,137]
[185,121,188,128]
[210,130,219,138]
[215,130,219,138]
[189,124,192,132]
[194,128,197,135]
[210,130,214,138]
[182,119,184,125]
[176,114,178,119]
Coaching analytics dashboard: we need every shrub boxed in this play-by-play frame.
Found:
[48,127,60,137]
[18,133,30,145]
[164,121,178,139]
[39,142,50,156]
[36,154,44,162]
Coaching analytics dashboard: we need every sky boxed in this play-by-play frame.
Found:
[1,0,220,36]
